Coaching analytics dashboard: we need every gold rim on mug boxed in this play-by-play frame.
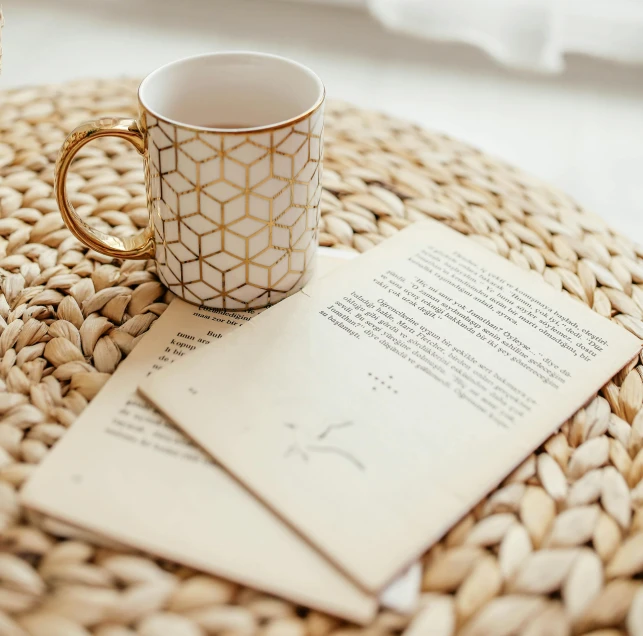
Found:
[137,51,326,135]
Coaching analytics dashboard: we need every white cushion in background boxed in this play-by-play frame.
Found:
[289,0,643,73]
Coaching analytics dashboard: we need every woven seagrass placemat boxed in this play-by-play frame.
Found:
[1,78,643,636]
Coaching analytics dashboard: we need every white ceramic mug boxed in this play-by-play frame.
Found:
[56,52,325,309]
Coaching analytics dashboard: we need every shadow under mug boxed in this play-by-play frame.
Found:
[55,52,325,310]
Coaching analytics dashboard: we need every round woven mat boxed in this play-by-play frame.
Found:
[1,78,643,636]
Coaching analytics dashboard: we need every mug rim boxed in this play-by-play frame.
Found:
[138,51,325,135]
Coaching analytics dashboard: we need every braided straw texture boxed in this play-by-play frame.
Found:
[1,78,643,636]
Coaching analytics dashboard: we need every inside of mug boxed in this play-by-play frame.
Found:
[138,52,324,131]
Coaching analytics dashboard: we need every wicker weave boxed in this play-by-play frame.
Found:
[1,78,643,636]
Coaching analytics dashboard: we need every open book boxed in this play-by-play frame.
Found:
[140,220,641,592]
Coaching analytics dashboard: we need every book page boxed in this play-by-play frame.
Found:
[140,220,641,592]
[21,249,417,625]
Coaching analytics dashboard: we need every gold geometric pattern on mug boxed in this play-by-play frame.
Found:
[141,106,324,310]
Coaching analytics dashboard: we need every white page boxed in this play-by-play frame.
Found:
[22,249,418,624]
[141,220,641,592]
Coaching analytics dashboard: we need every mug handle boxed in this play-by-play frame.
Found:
[55,117,155,260]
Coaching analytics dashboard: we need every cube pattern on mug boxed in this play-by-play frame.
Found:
[142,107,324,310]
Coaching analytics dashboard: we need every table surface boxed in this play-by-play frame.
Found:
[5,0,643,240]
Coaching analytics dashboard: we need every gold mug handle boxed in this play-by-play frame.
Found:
[55,117,155,260]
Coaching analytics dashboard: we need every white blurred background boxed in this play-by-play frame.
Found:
[4,0,643,238]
